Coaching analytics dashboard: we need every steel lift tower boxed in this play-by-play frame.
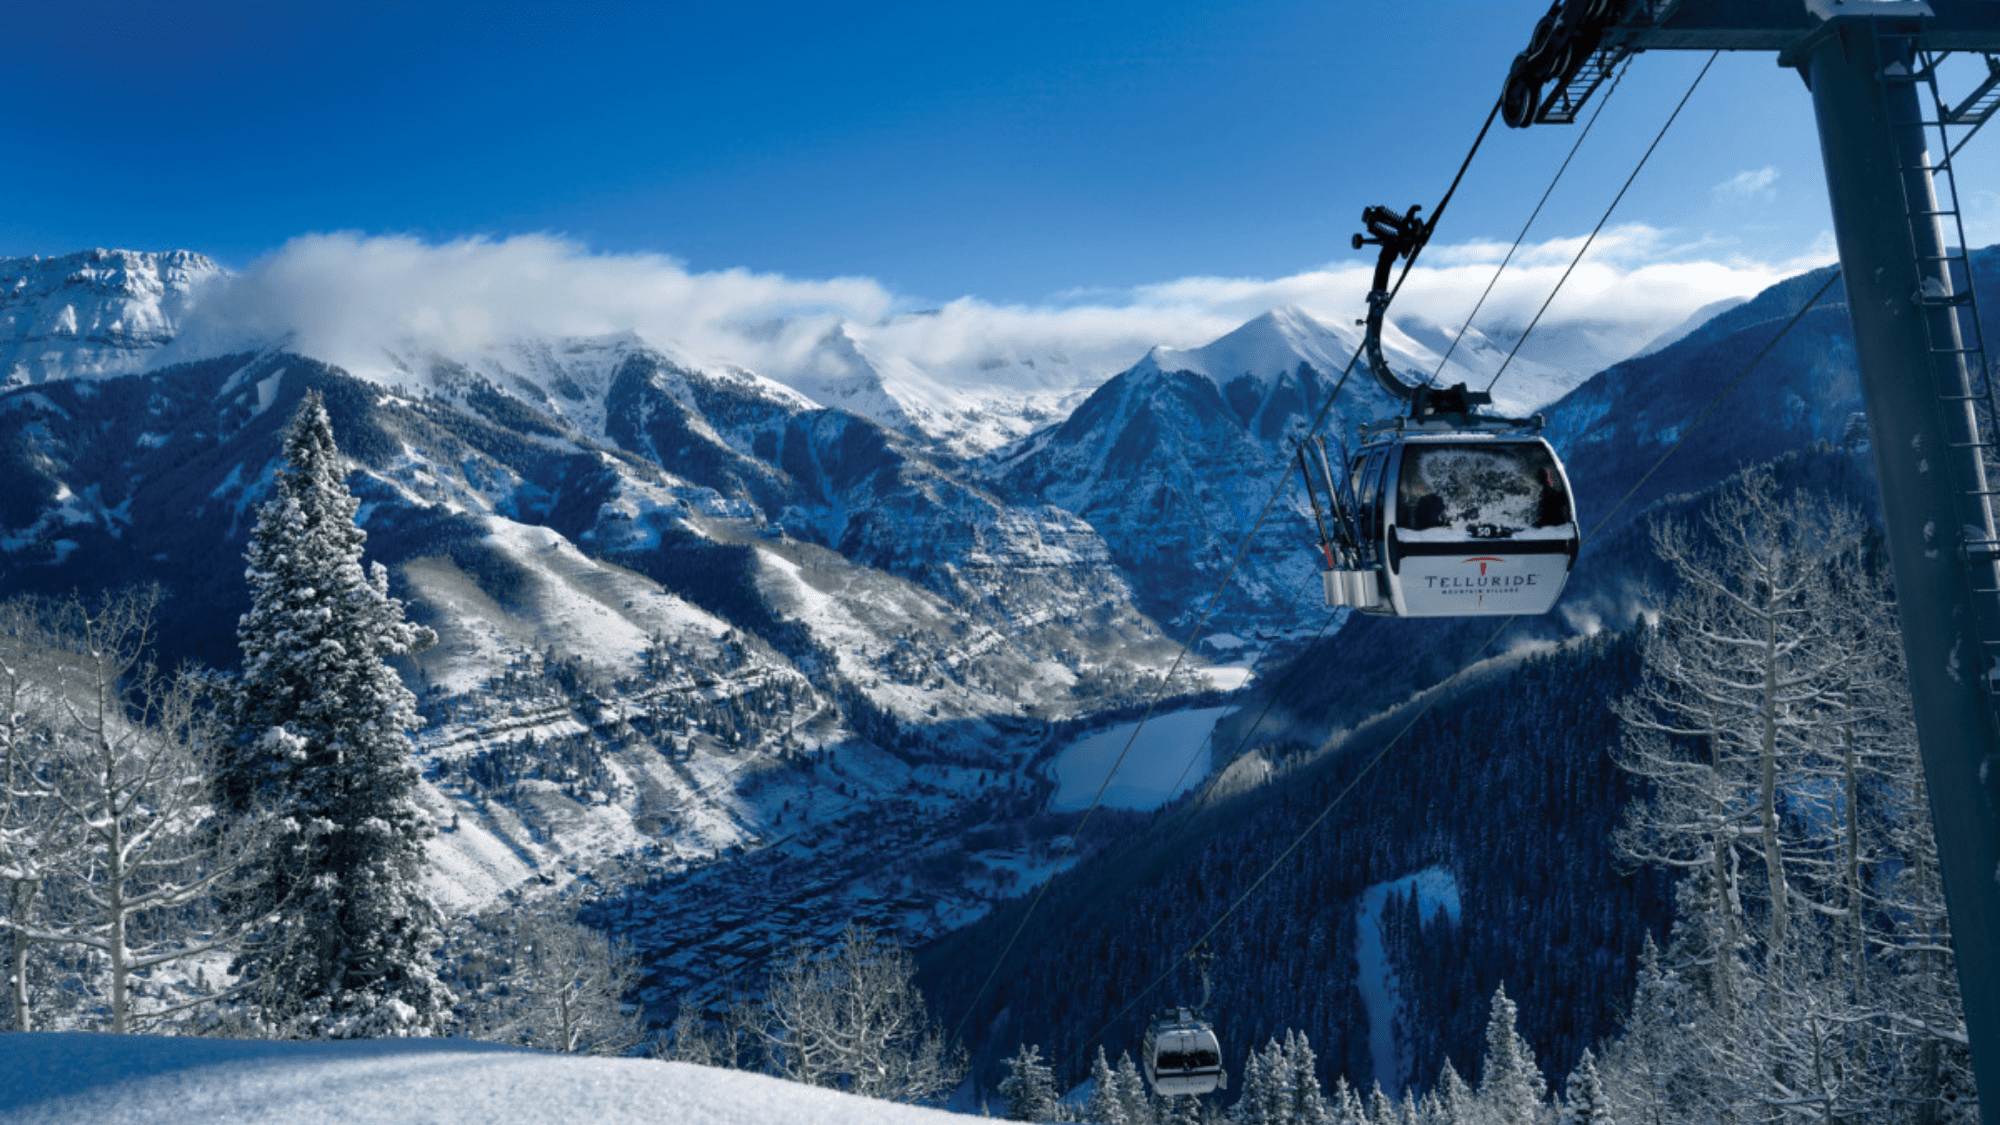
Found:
[1506,0,2000,1114]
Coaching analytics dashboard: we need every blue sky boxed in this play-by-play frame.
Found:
[6,0,1922,299]
[17,0,2000,394]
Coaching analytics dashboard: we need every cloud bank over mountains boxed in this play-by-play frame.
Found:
[162,226,1836,395]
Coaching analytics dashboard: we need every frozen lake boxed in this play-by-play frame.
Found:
[1047,707,1231,812]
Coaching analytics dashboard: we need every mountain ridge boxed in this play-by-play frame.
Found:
[1,248,224,387]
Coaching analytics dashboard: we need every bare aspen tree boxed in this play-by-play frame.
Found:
[1615,472,1867,972]
[0,592,264,1033]
[0,599,70,1031]
[458,902,644,1056]
[1604,472,1975,1123]
[33,592,261,1033]
[660,1004,720,1066]
[758,922,964,1104]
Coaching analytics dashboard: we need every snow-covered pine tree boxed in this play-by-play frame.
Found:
[1115,1051,1158,1125]
[1157,1094,1203,1125]
[226,390,449,1037]
[1282,1030,1327,1125]
[1364,1084,1396,1125]
[1327,1077,1364,1125]
[1233,1037,1289,1124]
[1559,1049,1611,1125]
[1428,1062,1475,1125]
[1476,985,1547,1125]
[1000,1042,1062,1121]
[1232,1030,1328,1125]
[1086,1047,1129,1125]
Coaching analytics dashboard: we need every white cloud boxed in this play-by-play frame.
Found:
[1713,166,1780,203]
[168,231,895,380]
[166,226,1833,397]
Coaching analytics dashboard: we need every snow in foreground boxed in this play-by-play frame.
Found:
[0,1033,974,1125]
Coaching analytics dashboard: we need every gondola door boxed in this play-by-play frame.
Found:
[1379,438,1577,616]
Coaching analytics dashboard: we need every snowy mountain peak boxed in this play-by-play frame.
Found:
[1134,304,1362,392]
[378,331,819,445]
[780,324,924,435]
[1,248,224,387]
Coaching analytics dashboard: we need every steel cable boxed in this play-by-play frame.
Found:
[1484,52,1719,396]
[1430,58,1629,385]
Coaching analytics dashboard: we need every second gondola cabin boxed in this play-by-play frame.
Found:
[1332,415,1578,617]
[1142,1009,1227,1096]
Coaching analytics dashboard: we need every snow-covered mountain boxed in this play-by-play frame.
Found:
[0,249,223,387]
[0,337,1201,1009]
[985,307,1406,630]
[0,250,1626,1022]
[775,323,1094,456]
[1626,295,1752,360]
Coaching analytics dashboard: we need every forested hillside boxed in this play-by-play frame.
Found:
[923,626,1667,1096]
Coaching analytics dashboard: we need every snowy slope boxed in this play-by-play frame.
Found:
[1626,295,1751,360]
[1137,305,1588,418]
[777,324,1095,456]
[0,347,1205,1005]
[986,307,1399,631]
[0,1033,974,1125]
[1134,305,1372,392]
[1385,316,1596,418]
[0,250,223,388]
[1354,869,1462,1095]
[982,303,1606,633]
[370,332,820,452]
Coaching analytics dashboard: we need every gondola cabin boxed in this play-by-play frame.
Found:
[1142,1009,1227,1096]
[1330,418,1578,617]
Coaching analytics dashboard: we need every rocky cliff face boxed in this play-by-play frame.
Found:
[0,249,222,386]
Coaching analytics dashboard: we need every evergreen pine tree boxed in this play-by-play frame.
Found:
[1431,1061,1476,1125]
[1476,985,1546,1125]
[1001,1043,1062,1121]
[1560,1049,1612,1125]
[1157,1094,1203,1125]
[226,390,449,1036]
[1087,1047,1130,1125]
[1365,1084,1396,1125]
[1283,1030,1328,1125]
[1115,1051,1158,1125]
[1229,1040,1273,1124]
[1327,1077,1364,1125]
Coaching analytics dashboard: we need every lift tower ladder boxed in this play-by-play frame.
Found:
[1876,31,2000,697]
